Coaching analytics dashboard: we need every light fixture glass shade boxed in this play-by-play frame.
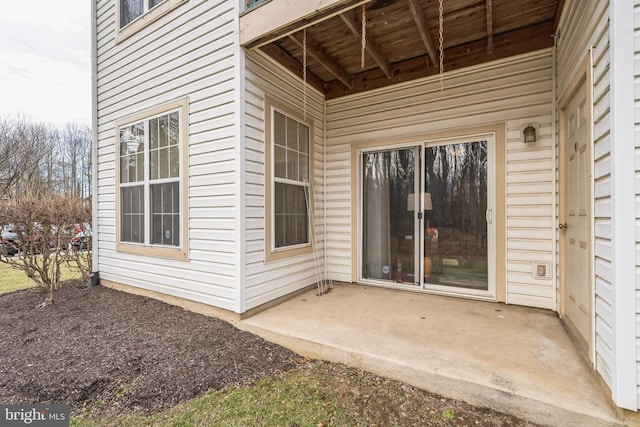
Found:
[523,125,537,143]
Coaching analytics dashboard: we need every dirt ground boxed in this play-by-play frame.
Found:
[0,282,539,425]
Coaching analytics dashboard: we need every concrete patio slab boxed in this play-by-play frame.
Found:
[239,283,623,427]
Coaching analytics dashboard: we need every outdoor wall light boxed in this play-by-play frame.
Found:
[522,123,538,144]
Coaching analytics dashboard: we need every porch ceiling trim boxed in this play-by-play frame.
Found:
[240,0,373,49]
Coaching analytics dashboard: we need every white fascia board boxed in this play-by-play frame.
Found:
[240,0,371,48]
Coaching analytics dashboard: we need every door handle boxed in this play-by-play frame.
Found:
[559,223,568,230]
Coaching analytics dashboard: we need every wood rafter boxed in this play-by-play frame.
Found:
[288,32,353,89]
[259,43,325,92]
[486,0,494,54]
[406,0,438,66]
[256,0,561,98]
[339,11,393,79]
[325,20,555,99]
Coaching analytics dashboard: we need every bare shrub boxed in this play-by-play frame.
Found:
[0,193,92,306]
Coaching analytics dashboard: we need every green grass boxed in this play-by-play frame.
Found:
[70,361,477,427]
[72,364,350,427]
[0,260,83,295]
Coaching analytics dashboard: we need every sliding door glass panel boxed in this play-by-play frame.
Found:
[424,141,488,290]
[362,148,418,285]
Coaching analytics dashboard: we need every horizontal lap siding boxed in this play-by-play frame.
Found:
[506,118,555,309]
[243,52,325,310]
[95,0,240,311]
[557,0,615,393]
[325,50,554,309]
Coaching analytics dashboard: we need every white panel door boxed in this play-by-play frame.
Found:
[562,78,591,347]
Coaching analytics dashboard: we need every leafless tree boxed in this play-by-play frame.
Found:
[0,116,93,305]
[0,115,92,198]
[0,115,55,196]
[0,192,92,306]
[60,123,92,198]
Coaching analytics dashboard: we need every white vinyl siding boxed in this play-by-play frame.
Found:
[116,0,188,43]
[243,51,325,310]
[505,117,555,308]
[95,0,241,311]
[120,0,166,27]
[556,0,616,395]
[325,49,555,310]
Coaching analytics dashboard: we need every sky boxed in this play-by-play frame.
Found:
[0,0,91,128]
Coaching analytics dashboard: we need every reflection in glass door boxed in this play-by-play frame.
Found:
[423,140,490,292]
[361,148,419,285]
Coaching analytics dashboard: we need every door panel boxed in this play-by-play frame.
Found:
[361,148,419,285]
[423,140,490,293]
[563,79,591,346]
[359,137,494,298]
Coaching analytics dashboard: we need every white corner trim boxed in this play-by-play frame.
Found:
[235,7,247,314]
[610,0,638,411]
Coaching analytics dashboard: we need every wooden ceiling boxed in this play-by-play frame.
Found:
[255,0,562,99]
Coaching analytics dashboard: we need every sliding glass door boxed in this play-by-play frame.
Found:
[359,135,494,298]
[423,139,491,295]
[361,147,419,285]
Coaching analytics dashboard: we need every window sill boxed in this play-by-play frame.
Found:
[116,241,189,261]
[265,244,312,262]
[116,0,189,45]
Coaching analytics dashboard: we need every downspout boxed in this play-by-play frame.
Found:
[90,0,100,285]
[323,100,328,282]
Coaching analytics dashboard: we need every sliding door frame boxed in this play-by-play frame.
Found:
[350,124,506,302]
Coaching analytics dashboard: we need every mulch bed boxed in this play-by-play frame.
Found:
[0,281,301,418]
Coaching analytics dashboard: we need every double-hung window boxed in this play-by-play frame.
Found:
[265,98,313,261]
[120,0,165,28]
[116,99,188,260]
[116,0,188,42]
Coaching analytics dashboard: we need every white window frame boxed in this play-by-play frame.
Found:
[115,98,189,260]
[115,0,189,44]
[264,97,314,262]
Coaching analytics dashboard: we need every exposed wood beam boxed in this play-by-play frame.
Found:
[288,32,354,88]
[406,0,438,66]
[259,43,325,92]
[486,0,494,54]
[339,11,393,79]
[325,20,555,99]
[242,0,374,49]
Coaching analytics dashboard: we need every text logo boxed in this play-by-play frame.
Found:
[1,405,69,426]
